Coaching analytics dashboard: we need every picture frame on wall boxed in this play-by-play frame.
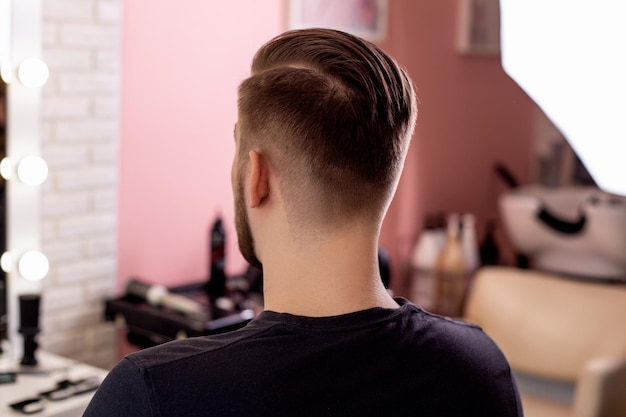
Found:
[289,0,387,41]
[457,0,501,55]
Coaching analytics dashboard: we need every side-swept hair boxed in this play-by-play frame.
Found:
[238,28,417,223]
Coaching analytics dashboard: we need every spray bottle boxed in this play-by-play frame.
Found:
[207,216,226,301]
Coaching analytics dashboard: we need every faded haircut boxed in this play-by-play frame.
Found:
[237,28,417,225]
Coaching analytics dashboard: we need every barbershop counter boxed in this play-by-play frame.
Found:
[1,352,108,417]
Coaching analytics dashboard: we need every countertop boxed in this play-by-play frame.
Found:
[0,351,108,417]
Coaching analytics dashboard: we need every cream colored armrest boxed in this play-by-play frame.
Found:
[464,267,626,382]
[573,357,626,417]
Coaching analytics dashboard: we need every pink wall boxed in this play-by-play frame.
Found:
[118,1,284,288]
[118,1,535,293]
[377,0,535,294]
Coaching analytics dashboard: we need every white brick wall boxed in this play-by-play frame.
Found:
[40,0,121,369]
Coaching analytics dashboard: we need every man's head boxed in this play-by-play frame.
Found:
[234,28,417,268]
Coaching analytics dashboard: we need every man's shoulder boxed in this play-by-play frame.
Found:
[125,320,274,371]
[398,301,509,369]
[397,299,487,340]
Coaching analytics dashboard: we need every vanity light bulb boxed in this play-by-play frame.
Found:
[18,251,49,281]
[17,58,49,88]
[0,251,12,273]
[17,155,48,186]
[0,157,12,180]
[0,64,11,84]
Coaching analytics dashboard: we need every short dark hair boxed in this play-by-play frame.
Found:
[238,28,417,224]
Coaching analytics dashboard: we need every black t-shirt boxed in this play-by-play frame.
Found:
[83,299,522,416]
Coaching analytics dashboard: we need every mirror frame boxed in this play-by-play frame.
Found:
[2,0,46,358]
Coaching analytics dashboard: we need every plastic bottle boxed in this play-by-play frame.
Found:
[207,216,226,301]
[461,213,480,274]
[409,213,446,310]
[435,213,466,316]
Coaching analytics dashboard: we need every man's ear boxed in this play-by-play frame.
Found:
[248,150,270,208]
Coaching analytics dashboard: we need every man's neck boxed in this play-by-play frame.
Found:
[259,227,399,317]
